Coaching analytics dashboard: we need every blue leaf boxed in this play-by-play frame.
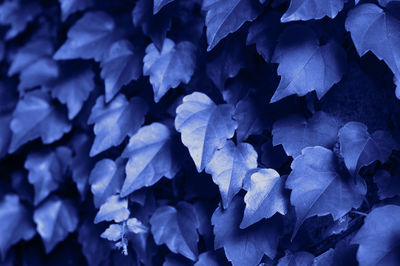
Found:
[100,40,142,102]
[286,146,366,239]
[338,122,397,176]
[0,115,12,159]
[281,0,345,22]
[150,202,199,260]
[203,0,262,51]
[373,170,400,200]
[45,63,94,119]
[25,146,72,205]
[154,0,175,14]
[0,194,35,260]
[271,25,346,102]
[246,11,283,62]
[33,197,78,253]
[101,224,123,241]
[94,195,130,224]
[143,39,196,102]
[205,140,258,208]
[120,122,180,197]
[346,3,400,80]
[89,158,124,208]
[352,205,400,266]
[194,251,225,266]
[54,11,121,62]
[241,169,288,229]
[212,195,282,266]
[88,95,148,156]
[58,0,93,21]
[9,90,71,153]
[175,92,238,172]
[0,0,41,40]
[277,251,314,266]
[272,112,339,157]
[126,217,148,234]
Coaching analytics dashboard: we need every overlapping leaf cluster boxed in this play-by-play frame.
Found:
[1,0,400,265]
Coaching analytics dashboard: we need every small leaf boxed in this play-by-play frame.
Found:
[272,112,339,157]
[88,95,148,156]
[9,90,71,153]
[241,169,288,229]
[286,146,366,239]
[143,38,196,102]
[373,170,400,200]
[352,205,400,266]
[94,195,130,224]
[127,218,148,234]
[101,224,123,241]
[0,194,35,260]
[150,202,199,260]
[34,197,78,253]
[175,92,237,171]
[281,0,345,22]
[58,0,93,21]
[205,140,258,208]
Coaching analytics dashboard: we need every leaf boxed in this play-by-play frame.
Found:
[246,11,283,62]
[373,170,400,200]
[345,3,400,79]
[94,195,130,224]
[150,202,199,260]
[0,115,12,159]
[54,11,121,62]
[203,0,262,51]
[127,217,148,234]
[212,195,282,266]
[45,62,95,119]
[352,205,400,266]
[89,158,125,208]
[194,251,224,266]
[338,122,396,176]
[175,92,238,172]
[9,90,71,153]
[154,0,175,14]
[143,38,196,102]
[240,169,288,229]
[286,146,366,239]
[272,112,339,157]
[281,0,345,22]
[34,197,78,253]
[271,25,346,102]
[88,95,148,156]
[132,0,172,50]
[120,122,180,197]
[58,0,93,21]
[205,140,258,208]
[0,0,41,40]
[0,194,35,260]
[277,251,314,266]
[101,224,123,241]
[25,146,72,205]
[100,40,142,102]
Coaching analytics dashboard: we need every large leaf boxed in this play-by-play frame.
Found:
[54,11,121,62]
[281,0,345,22]
[150,202,199,261]
[100,40,142,102]
[88,95,148,157]
[338,122,396,176]
[143,38,196,102]
[352,205,400,266]
[205,140,258,208]
[0,194,35,260]
[271,25,346,102]
[34,197,78,253]
[286,146,366,239]
[9,90,71,153]
[272,112,339,157]
[203,0,262,51]
[25,147,72,205]
[212,195,282,266]
[241,169,288,229]
[120,122,180,197]
[175,92,237,171]
[346,3,400,79]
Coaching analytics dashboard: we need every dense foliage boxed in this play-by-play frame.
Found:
[1,0,400,265]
